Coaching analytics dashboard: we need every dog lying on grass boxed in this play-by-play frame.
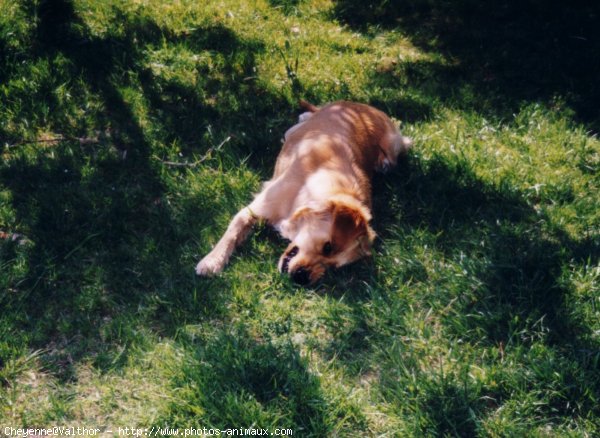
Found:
[196,100,412,285]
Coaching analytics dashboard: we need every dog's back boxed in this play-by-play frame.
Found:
[275,101,409,179]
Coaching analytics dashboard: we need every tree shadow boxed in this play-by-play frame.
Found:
[333,0,600,130]
[159,326,334,435]
[385,154,596,330]
[374,154,598,432]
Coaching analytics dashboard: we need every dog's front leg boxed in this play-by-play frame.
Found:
[195,206,259,276]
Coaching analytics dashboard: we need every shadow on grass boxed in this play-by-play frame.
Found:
[160,326,331,435]
[336,153,599,434]
[0,0,295,377]
[379,155,597,344]
[333,0,600,130]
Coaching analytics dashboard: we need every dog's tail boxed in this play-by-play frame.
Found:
[299,99,319,113]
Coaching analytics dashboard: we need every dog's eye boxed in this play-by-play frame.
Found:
[322,241,333,256]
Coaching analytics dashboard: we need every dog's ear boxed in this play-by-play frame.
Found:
[280,206,331,239]
[331,203,376,255]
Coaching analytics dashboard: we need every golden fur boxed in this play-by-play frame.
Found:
[196,101,412,285]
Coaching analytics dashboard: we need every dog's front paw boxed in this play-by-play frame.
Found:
[195,254,225,276]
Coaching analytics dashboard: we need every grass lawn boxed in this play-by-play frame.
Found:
[1,0,599,436]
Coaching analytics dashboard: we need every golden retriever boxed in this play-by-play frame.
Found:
[196,100,412,285]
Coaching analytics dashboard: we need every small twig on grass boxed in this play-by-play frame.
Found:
[63,232,102,261]
[157,160,204,168]
[5,134,101,148]
[155,135,231,168]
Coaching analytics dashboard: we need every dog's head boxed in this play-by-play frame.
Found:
[277,198,376,285]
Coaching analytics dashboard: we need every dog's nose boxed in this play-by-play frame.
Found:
[291,267,310,285]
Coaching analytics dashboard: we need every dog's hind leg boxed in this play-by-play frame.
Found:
[376,130,412,173]
[195,206,259,276]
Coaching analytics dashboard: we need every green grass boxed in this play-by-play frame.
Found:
[1,0,599,436]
